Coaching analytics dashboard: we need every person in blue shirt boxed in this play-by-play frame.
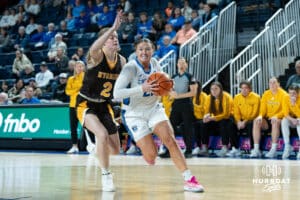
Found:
[72,0,86,17]
[107,0,119,13]
[154,35,177,60]
[199,3,218,28]
[167,7,185,31]
[135,12,152,41]
[97,5,114,30]
[157,23,176,49]
[20,86,41,104]
[75,10,91,32]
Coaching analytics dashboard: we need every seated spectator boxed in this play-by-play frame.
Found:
[20,64,36,82]
[10,14,27,35]
[8,8,18,27]
[0,9,13,29]
[12,49,33,78]
[157,23,176,48]
[0,28,12,53]
[85,0,99,20]
[285,60,300,90]
[119,0,131,13]
[72,0,86,17]
[117,11,137,43]
[74,10,91,32]
[65,12,76,32]
[41,23,56,47]
[54,47,69,72]
[167,7,185,31]
[52,72,69,102]
[191,10,201,30]
[0,92,13,105]
[198,1,206,16]
[57,20,73,44]
[199,3,218,28]
[165,1,174,20]
[71,47,86,63]
[25,0,41,18]
[96,0,105,12]
[14,26,30,51]
[25,17,38,35]
[171,20,197,46]
[151,11,167,41]
[16,5,28,22]
[153,35,177,60]
[97,5,114,30]
[20,85,41,104]
[181,0,193,21]
[107,0,119,13]
[135,12,152,41]
[35,61,54,88]
[30,24,45,49]
[7,79,25,103]
[0,80,10,93]
[27,77,42,98]
[48,33,67,61]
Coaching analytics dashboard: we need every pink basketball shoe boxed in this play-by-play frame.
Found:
[184,176,204,192]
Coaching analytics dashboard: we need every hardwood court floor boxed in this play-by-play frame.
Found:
[0,151,300,200]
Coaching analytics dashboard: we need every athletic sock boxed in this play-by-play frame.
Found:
[182,169,192,181]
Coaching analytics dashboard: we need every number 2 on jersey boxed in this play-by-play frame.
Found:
[100,81,113,98]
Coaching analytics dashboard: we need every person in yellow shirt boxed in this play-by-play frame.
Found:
[65,60,85,154]
[191,81,208,156]
[228,81,260,157]
[250,77,288,158]
[202,81,233,157]
[281,85,300,160]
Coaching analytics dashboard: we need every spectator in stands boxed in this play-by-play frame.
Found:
[65,60,85,153]
[48,34,67,61]
[27,77,42,97]
[8,79,25,103]
[0,80,10,93]
[8,8,17,27]
[285,60,300,90]
[228,81,260,157]
[25,0,41,18]
[157,23,176,48]
[20,85,41,104]
[0,9,13,29]
[14,26,30,51]
[67,59,76,76]
[10,14,27,35]
[171,20,197,46]
[0,28,12,53]
[52,72,69,102]
[85,0,99,19]
[95,0,105,12]
[167,7,185,31]
[54,47,69,72]
[135,12,152,41]
[72,0,86,18]
[168,58,197,158]
[107,0,119,13]
[12,49,33,78]
[153,35,177,60]
[281,85,300,159]
[191,81,208,156]
[65,12,76,32]
[250,77,288,158]
[20,64,35,82]
[165,1,174,20]
[0,92,12,105]
[71,47,86,63]
[199,3,218,28]
[202,81,233,157]
[151,11,167,41]
[198,1,206,16]
[25,17,38,35]
[181,0,193,21]
[57,20,72,45]
[117,11,136,43]
[119,0,131,13]
[16,5,28,22]
[97,5,114,30]
[191,10,201,30]
[35,61,54,88]
[74,10,91,32]
[38,22,56,49]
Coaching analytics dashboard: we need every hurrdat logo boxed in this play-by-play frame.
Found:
[0,113,40,133]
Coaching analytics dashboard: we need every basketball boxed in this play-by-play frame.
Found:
[147,72,173,96]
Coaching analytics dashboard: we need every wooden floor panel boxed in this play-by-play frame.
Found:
[0,152,299,200]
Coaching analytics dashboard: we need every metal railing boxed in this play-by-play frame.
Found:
[159,50,177,76]
[177,2,236,87]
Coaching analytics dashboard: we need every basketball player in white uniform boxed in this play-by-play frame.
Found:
[113,38,204,192]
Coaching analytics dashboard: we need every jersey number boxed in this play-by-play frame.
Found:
[100,82,113,98]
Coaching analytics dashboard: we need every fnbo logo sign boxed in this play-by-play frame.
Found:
[0,113,40,133]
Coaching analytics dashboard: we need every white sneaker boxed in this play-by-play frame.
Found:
[192,147,200,156]
[265,149,277,158]
[102,173,115,192]
[126,145,137,155]
[216,147,228,157]
[249,149,262,158]
[67,146,79,154]
[158,145,166,155]
[86,143,96,154]
[282,145,293,160]
[226,148,241,157]
[198,148,209,156]
[297,152,300,160]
